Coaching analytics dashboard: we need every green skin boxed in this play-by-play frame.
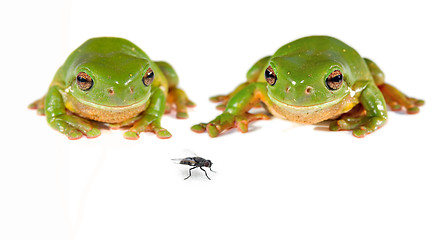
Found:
[29,37,194,140]
[192,36,424,138]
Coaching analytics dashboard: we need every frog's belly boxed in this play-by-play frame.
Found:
[64,97,148,123]
[266,95,358,124]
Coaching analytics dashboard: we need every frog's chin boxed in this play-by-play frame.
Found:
[267,93,354,124]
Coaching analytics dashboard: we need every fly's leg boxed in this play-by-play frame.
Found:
[185,166,198,180]
[200,167,211,180]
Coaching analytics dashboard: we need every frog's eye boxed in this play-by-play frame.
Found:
[265,66,277,86]
[326,70,343,90]
[142,68,154,86]
[76,72,93,91]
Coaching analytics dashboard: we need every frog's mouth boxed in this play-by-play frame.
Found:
[75,97,149,111]
[268,94,347,110]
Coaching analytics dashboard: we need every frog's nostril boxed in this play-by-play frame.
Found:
[285,86,291,93]
[129,87,134,94]
[108,87,115,95]
[305,86,313,95]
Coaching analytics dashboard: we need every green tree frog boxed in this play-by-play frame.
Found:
[192,36,424,138]
[29,37,195,140]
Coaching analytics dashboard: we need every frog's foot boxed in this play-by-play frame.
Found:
[191,112,270,137]
[378,83,424,114]
[28,97,45,115]
[329,115,386,138]
[48,114,101,140]
[166,87,195,119]
[124,114,172,140]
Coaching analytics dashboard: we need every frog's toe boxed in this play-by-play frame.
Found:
[156,129,172,139]
[389,103,402,111]
[407,106,420,114]
[124,131,140,140]
[85,128,101,139]
[237,120,248,133]
[176,112,189,119]
[206,124,221,138]
[216,104,226,111]
[191,123,207,133]
[36,108,45,115]
[352,127,368,138]
[411,98,425,106]
[329,120,341,131]
[210,95,228,103]
[186,100,196,107]
[67,130,84,140]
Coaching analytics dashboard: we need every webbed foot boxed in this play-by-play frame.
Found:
[191,112,270,137]
[48,114,101,140]
[166,87,195,119]
[378,83,424,114]
[329,115,386,138]
[124,114,172,140]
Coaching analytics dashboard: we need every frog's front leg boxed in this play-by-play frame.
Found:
[124,87,171,140]
[330,82,387,138]
[365,58,424,114]
[45,86,101,139]
[191,82,270,137]
[210,56,271,110]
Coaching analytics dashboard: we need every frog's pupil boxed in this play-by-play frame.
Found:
[331,74,342,83]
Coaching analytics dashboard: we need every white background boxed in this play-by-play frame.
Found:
[1,0,432,239]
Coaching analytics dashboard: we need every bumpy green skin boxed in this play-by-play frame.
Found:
[29,37,194,140]
[193,36,424,138]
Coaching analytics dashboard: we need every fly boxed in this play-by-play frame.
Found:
[173,156,216,180]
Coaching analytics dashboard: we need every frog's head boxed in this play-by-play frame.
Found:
[66,53,154,110]
[265,55,353,110]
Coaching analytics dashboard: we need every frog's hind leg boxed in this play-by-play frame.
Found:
[166,87,195,119]
[364,58,424,114]
[28,96,46,115]
[155,61,195,119]
[210,56,272,110]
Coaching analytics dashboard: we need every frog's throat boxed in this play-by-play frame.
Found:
[267,93,357,124]
[63,92,150,123]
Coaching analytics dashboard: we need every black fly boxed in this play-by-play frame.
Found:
[173,156,215,180]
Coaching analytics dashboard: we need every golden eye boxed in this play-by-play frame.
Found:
[76,72,93,91]
[265,66,277,86]
[326,70,343,90]
[142,68,154,86]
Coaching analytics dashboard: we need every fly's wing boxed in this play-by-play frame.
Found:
[171,157,196,166]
